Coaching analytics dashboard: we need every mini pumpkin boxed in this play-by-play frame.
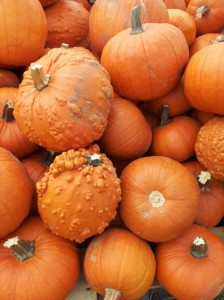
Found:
[37,144,121,242]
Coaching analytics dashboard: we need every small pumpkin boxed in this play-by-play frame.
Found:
[37,144,121,243]
[120,156,200,242]
[13,46,113,152]
[83,227,156,300]
[0,147,34,238]
[0,68,20,88]
[0,216,80,300]
[155,223,224,300]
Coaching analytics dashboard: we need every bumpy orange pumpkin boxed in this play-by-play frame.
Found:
[13,46,113,152]
[37,144,121,242]
[84,227,156,299]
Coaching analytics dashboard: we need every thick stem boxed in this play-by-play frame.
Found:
[40,149,58,167]
[1,100,14,122]
[86,153,103,167]
[160,104,171,126]
[3,236,35,262]
[148,191,166,207]
[196,5,210,18]
[31,64,51,91]
[196,170,211,192]
[211,35,224,44]
[190,236,207,258]
[104,288,121,300]
[130,5,145,35]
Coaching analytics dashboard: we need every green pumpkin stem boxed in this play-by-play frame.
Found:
[3,236,35,262]
[130,5,145,35]
[196,170,211,192]
[104,288,121,300]
[31,64,51,91]
[160,104,171,126]
[190,236,208,258]
[196,5,210,18]
[1,100,14,122]
[86,153,103,167]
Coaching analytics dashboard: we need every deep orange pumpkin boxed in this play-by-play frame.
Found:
[0,216,80,300]
[39,0,58,7]
[155,223,224,300]
[0,147,34,238]
[120,156,200,242]
[0,68,20,88]
[83,227,156,299]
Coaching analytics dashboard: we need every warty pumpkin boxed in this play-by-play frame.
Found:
[195,116,224,181]
[101,5,189,101]
[0,147,34,238]
[0,0,48,67]
[13,46,113,152]
[37,144,122,243]
[155,223,224,300]
[83,227,156,300]
[119,156,200,242]
[0,216,80,300]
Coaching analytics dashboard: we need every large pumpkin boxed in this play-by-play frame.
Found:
[13,46,113,152]
[83,227,156,299]
[120,156,200,242]
[37,144,121,242]
[155,223,224,300]
[0,0,48,67]
[0,216,80,300]
[0,147,34,238]
[101,5,189,101]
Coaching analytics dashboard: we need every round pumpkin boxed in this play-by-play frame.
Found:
[0,216,80,300]
[0,0,48,67]
[83,227,156,299]
[13,46,113,152]
[120,156,200,242]
[37,144,121,243]
[0,68,20,88]
[0,147,34,238]
[39,0,58,7]
[101,6,189,101]
[163,0,187,10]
[155,223,224,300]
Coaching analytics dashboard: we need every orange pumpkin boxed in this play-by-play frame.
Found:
[37,144,121,242]
[101,6,189,101]
[39,0,58,7]
[155,223,224,300]
[83,227,156,299]
[120,156,200,242]
[0,68,20,88]
[163,0,187,10]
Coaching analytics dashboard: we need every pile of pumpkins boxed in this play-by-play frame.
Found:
[0,0,224,299]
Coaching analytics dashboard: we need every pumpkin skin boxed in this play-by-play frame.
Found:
[37,144,122,243]
[83,227,156,299]
[89,0,169,58]
[155,223,224,300]
[189,109,217,125]
[44,0,90,49]
[0,68,20,88]
[163,0,187,10]
[120,156,200,242]
[0,147,34,238]
[186,0,224,36]
[39,0,58,7]
[0,87,39,159]
[0,216,80,300]
[0,0,48,67]
[149,106,201,162]
[98,96,152,160]
[195,116,224,181]
[75,0,91,10]
[184,42,224,114]
[101,13,189,101]
[182,159,224,228]
[13,47,113,152]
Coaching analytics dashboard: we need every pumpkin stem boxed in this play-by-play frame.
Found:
[1,99,14,122]
[86,153,103,167]
[196,5,210,18]
[31,64,51,91]
[3,236,35,262]
[190,236,207,258]
[160,104,171,126]
[214,289,224,300]
[148,191,166,207]
[40,149,58,167]
[104,288,121,300]
[130,5,145,35]
[211,35,224,44]
[196,170,211,192]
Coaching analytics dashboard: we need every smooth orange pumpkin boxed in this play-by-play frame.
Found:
[0,68,20,88]
[155,223,224,300]
[101,6,189,101]
[39,0,58,7]
[163,0,186,10]
[83,227,156,299]
[0,216,80,300]
[37,144,121,243]
[120,156,200,242]
[0,147,34,238]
